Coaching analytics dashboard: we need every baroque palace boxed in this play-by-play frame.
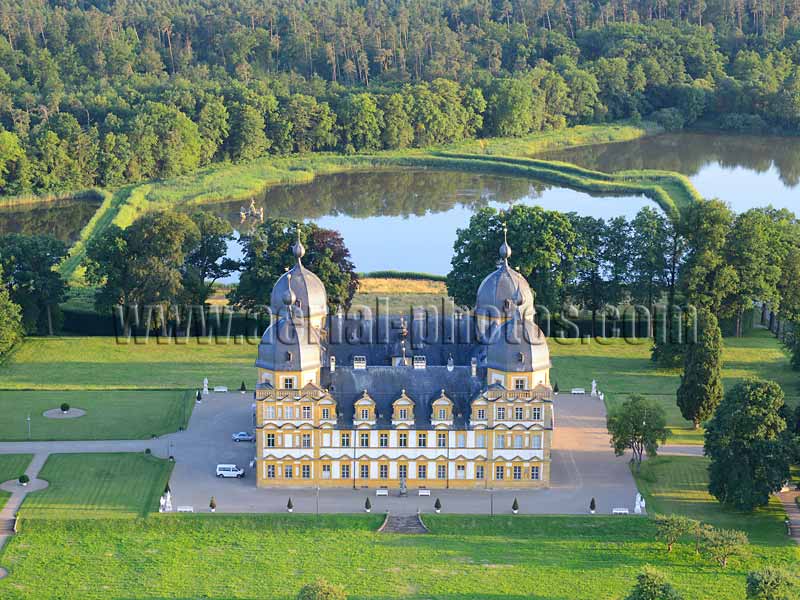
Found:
[254,229,554,489]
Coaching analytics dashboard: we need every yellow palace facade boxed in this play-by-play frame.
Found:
[254,230,554,489]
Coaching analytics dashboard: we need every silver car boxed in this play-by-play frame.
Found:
[231,431,255,442]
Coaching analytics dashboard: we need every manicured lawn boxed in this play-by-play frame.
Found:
[0,455,33,511]
[634,456,790,544]
[0,390,192,441]
[0,336,255,390]
[550,328,797,444]
[20,453,173,519]
[0,511,796,600]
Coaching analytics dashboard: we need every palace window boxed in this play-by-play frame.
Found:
[266,433,275,448]
[532,435,542,449]
[457,434,466,448]
[302,465,311,479]
[476,434,486,448]
[513,466,522,480]
[476,409,486,420]
[302,406,311,419]
[456,464,466,479]
[399,408,408,420]
[496,407,506,419]
[495,466,504,480]
[302,434,311,449]
[283,378,295,390]
[360,464,369,479]
[437,433,447,448]
[379,464,388,479]
[321,408,330,420]
[476,465,485,480]
[532,407,542,420]
[285,407,294,419]
[418,464,427,479]
[341,433,350,447]
[360,408,370,420]
[266,406,275,419]
[515,407,524,420]
[438,408,447,420]
[267,465,275,478]
[399,464,408,479]
[399,433,408,448]
[341,464,350,479]
[531,466,540,480]
[496,435,505,449]
[417,433,427,447]
[514,378,526,390]
[514,435,523,449]
[322,464,331,479]
[379,433,388,448]
[360,433,370,447]
[284,465,293,479]
[437,464,446,479]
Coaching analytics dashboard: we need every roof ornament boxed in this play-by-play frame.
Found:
[292,224,306,263]
[282,273,296,306]
[499,221,512,263]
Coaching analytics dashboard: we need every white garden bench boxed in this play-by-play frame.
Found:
[375,489,389,497]
[418,488,431,496]
[177,506,194,513]
[213,386,228,393]
[612,508,629,515]
[571,388,586,395]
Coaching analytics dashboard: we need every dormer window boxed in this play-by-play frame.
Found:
[353,355,367,370]
[360,408,369,420]
[413,355,426,370]
[438,408,447,420]
[399,408,408,420]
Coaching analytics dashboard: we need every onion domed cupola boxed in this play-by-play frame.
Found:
[485,314,550,374]
[270,229,328,328]
[475,224,534,323]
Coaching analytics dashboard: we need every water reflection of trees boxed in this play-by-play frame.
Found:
[542,133,800,188]
[201,170,539,224]
[0,199,101,242]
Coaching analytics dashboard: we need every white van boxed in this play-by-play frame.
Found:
[216,464,244,478]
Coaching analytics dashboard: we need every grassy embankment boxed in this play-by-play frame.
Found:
[44,122,697,281]
[0,449,796,600]
[0,455,33,511]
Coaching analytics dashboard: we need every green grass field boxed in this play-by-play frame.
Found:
[0,390,192,440]
[0,336,255,390]
[19,453,173,520]
[0,455,33,511]
[550,328,798,444]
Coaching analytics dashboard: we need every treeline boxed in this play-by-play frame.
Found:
[1,1,800,195]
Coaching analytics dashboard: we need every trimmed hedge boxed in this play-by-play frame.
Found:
[359,270,447,282]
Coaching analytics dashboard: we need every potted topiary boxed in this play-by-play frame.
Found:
[240,381,247,394]
[209,497,217,513]
[434,498,442,513]
[553,382,559,395]
[364,498,371,513]
[512,498,519,514]
[60,402,70,413]
[18,474,29,487]
[589,498,596,514]
[287,498,294,513]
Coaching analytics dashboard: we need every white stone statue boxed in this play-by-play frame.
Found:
[164,491,173,513]
[591,379,598,397]
[203,377,209,395]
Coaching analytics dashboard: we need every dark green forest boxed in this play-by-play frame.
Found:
[1,0,800,196]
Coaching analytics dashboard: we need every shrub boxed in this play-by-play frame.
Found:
[60,402,70,412]
[18,474,29,485]
[144,448,151,454]
[287,498,293,511]
[209,496,217,510]
[296,579,347,600]
[434,498,441,511]
[624,566,683,600]
[240,381,247,392]
[512,498,519,512]
[746,567,792,600]
[589,497,596,512]
[649,108,686,132]
[364,497,371,511]
[553,382,559,393]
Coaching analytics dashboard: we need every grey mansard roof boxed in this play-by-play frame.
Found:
[321,365,485,429]
[256,316,322,371]
[485,316,550,373]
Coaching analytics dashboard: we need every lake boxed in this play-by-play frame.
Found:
[0,197,101,244]
[540,132,800,213]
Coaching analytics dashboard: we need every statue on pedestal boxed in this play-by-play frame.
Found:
[203,377,209,395]
[399,477,408,497]
[591,380,598,397]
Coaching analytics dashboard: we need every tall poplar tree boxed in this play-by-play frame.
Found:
[677,308,724,428]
